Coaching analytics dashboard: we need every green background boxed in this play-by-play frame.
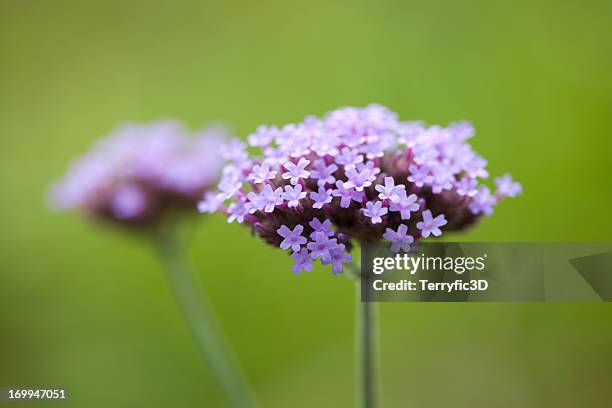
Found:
[1,0,611,406]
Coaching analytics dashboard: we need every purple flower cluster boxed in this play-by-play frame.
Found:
[50,121,227,225]
[280,218,352,275]
[201,104,521,274]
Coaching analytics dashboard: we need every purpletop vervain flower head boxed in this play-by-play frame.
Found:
[50,120,227,226]
[203,104,521,275]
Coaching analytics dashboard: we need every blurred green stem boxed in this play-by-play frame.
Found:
[349,260,380,408]
[153,224,258,408]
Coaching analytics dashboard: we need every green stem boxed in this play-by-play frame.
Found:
[153,225,258,408]
[351,262,381,408]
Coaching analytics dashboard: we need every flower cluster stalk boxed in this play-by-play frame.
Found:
[349,256,381,408]
[355,279,380,408]
[153,224,258,408]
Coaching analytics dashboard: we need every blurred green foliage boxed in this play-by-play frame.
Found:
[1,0,611,406]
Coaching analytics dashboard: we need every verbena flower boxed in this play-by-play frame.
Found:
[363,201,388,224]
[50,120,227,226]
[416,210,447,238]
[202,104,521,274]
[310,186,333,209]
[389,192,419,220]
[282,185,307,208]
[277,224,307,252]
[383,224,414,253]
[309,218,335,237]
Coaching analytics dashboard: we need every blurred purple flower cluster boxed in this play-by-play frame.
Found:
[50,120,227,225]
[201,104,521,274]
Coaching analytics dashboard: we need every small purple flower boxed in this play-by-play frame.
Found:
[450,121,474,141]
[245,191,265,213]
[217,171,242,199]
[383,224,415,253]
[309,217,335,237]
[261,184,284,212]
[322,244,352,275]
[344,162,379,191]
[310,159,338,186]
[307,231,338,263]
[413,146,437,166]
[455,177,478,197]
[362,201,388,224]
[495,174,522,198]
[277,224,308,252]
[262,146,287,168]
[430,168,454,194]
[331,180,364,208]
[247,184,283,213]
[247,125,277,147]
[416,210,447,238]
[344,167,367,191]
[360,161,381,176]
[335,147,363,171]
[388,192,419,220]
[469,186,496,215]
[248,163,276,184]
[312,135,340,157]
[361,137,386,159]
[227,196,248,223]
[198,191,223,213]
[310,186,333,209]
[282,184,307,208]
[407,164,433,187]
[221,139,248,162]
[282,158,311,185]
[464,156,488,179]
[291,248,314,274]
[398,122,425,146]
[375,176,406,202]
